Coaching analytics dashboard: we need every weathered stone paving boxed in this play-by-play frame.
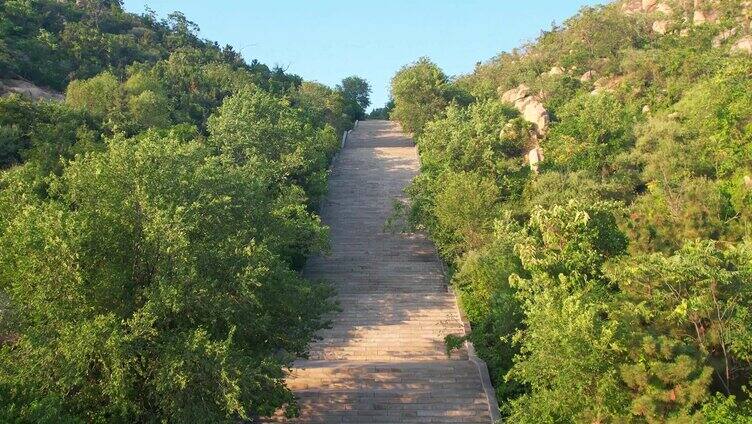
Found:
[262,120,494,423]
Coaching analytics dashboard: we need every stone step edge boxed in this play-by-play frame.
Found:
[447,285,501,423]
[291,359,483,368]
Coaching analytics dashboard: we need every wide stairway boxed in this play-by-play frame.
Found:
[262,120,495,423]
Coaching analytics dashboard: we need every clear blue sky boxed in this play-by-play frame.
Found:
[122,0,603,110]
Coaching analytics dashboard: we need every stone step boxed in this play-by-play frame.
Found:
[260,360,492,424]
[261,120,495,423]
[308,293,467,361]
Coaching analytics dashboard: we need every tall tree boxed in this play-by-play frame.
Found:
[337,76,371,121]
[390,57,450,135]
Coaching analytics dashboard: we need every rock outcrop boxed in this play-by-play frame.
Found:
[528,147,544,173]
[713,28,738,47]
[580,70,597,82]
[731,35,752,54]
[653,20,670,34]
[622,0,645,14]
[622,0,668,14]
[0,79,63,101]
[500,84,550,135]
[693,0,719,25]
[547,66,565,76]
[656,3,673,15]
[622,0,719,25]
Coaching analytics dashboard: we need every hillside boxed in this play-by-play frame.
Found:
[2,0,752,421]
[390,0,752,421]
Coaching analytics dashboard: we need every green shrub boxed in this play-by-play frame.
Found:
[390,57,452,135]
[0,124,335,423]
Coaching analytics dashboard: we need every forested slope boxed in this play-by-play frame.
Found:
[389,0,752,421]
[0,1,371,422]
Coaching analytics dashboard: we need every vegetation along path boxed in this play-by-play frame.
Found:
[263,120,495,423]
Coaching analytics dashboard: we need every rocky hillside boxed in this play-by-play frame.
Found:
[389,0,752,421]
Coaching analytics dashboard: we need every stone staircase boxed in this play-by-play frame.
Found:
[261,120,495,424]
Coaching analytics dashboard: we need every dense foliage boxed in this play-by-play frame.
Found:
[0,0,299,92]
[392,1,752,421]
[390,57,471,135]
[336,75,371,121]
[368,99,394,120]
[0,1,370,422]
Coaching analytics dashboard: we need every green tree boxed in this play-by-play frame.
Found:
[337,76,371,121]
[606,241,752,397]
[127,90,171,131]
[0,129,335,422]
[207,87,339,212]
[545,92,636,174]
[390,57,451,135]
[432,170,500,257]
[368,99,394,120]
[295,81,351,134]
[65,72,122,121]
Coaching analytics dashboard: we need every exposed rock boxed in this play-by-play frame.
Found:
[500,84,531,104]
[653,20,670,34]
[580,70,597,83]
[656,3,673,15]
[0,79,63,101]
[731,35,752,54]
[642,105,652,114]
[713,28,738,47]
[745,175,752,189]
[499,84,550,135]
[643,0,658,11]
[623,0,673,14]
[693,0,718,25]
[694,9,718,24]
[519,97,550,134]
[623,0,727,30]
[528,147,544,173]
[547,66,565,76]
[622,0,644,14]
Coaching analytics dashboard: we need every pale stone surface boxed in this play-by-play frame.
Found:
[580,70,597,82]
[653,20,670,34]
[260,121,493,424]
[528,147,544,173]
[547,66,565,76]
[694,9,718,24]
[0,79,63,101]
[500,84,530,105]
[713,28,738,47]
[518,97,549,134]
[622,0,644,14]
[656,3,673,15]
[623,0,672,14]
[694,0,718,24]
[731,35,752,54]
[499,84,550,135]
